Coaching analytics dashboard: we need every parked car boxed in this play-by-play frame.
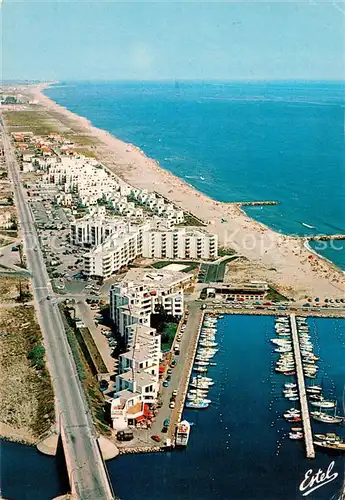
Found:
[172,389,178,397]
[151,435,161,443]
[169,401,175,409]
[163,381,169,388]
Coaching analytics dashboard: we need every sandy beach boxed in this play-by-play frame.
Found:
[27,84,345,301]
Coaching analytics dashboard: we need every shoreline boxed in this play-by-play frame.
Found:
[0,423,38,448]
[22,83,345,300]
[304,240,345,273]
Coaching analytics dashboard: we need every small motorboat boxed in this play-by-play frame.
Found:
[289,432,303,440]
[310,400,336,409]
[185,401,209,409]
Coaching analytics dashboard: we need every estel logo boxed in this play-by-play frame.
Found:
[299,461,338,497]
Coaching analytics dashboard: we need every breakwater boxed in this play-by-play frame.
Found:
[238,200,279,206]
[306,234,345,241]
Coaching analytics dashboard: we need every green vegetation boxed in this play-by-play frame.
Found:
[151,261,171,269]
[266,286,289,302]
[0,302,55,437]
[161,323,178,351]
[60,305,111,435]
[79,327,108,374]
[59,305,86,381]
[151,304,179,351]
[74,148,98,158]
[28,344,45,370]
[176,213,206,227]
[0,229,18,238]
[150,260,199,272]
[3,110,60,135]
[64,133,99,146]
[218,246,236,257]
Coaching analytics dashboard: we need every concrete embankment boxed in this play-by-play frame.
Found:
[169,309,205,440]
[290,314,315,459]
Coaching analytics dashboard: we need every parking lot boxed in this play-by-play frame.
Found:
[26,182,105,296]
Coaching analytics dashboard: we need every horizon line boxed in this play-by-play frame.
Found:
[1,78,345,85]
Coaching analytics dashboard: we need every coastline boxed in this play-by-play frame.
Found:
[304,239,345,272]
[0,422,38,447]
[25,83,345,300]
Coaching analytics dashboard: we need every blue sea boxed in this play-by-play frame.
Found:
[2,315,345,500]
[44,81,345,269]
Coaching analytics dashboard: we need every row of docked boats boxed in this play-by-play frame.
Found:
[186,314,219,409]
[272,317,296,379]
[273,316,345,450]
[273,318,301,440]
[297,317,319,381]
[296,318,344,426]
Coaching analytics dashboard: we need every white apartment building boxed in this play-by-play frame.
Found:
[110,268,193,337]
[43,157,119,199]
[111,323,161,429]
[143,226,218,260]
[70,209,126,247]
[83,221,151,278]
[72,214,218,278]
[130,187,184,224]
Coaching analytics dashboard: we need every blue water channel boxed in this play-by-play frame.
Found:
[1,315,344,499]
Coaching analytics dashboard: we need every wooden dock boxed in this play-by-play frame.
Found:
[290,313,315,459]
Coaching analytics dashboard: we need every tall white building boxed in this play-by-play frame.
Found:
[71,214,151,278]
[142,226,218,260]
[70,209,127,247]
[73,214,218,278]
[110,268,194,338]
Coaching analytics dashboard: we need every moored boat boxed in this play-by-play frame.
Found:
[185,401,209,409]
[175,420,191,446]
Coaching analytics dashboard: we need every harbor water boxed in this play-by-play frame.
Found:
[2,315,344,499]
[44,81,345,269]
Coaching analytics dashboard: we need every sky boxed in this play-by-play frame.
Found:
[1,0,345,81]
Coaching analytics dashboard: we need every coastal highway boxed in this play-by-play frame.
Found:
[0,119,114,500]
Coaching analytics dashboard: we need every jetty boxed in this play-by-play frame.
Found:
[305,234,345,242]
[290,313,315,459]
[238,200,279,206]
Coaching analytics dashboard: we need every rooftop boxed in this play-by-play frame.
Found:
[120,268,193,289]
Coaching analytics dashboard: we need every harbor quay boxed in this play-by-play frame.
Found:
[204,304,345,319]
[290,314,315,459]
[168,308,205,440]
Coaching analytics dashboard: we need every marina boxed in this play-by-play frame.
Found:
[2,314,345,500]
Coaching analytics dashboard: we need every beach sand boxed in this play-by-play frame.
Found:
[27,84,345,301]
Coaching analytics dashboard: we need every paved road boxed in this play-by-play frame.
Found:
[1,121,114,500]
